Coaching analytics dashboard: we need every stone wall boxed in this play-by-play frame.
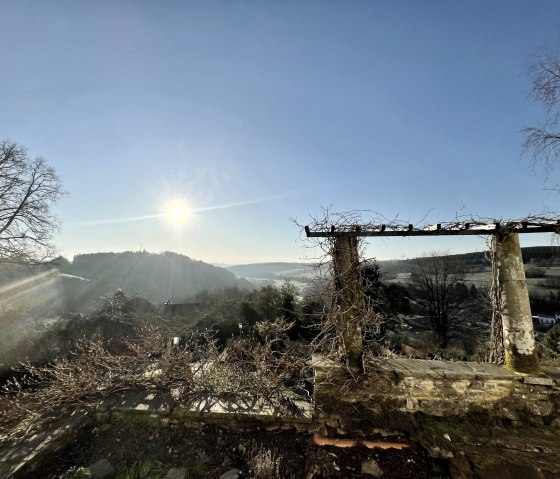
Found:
[3,357,560,478]
[314,357,560,478]
[314,357,560,427]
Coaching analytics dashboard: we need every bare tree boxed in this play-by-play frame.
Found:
[522,53,560,186]
[0,141,63,262]
[409,252,466,348]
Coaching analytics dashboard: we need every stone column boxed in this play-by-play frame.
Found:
[493,232,540,373]
[332,234,364,372]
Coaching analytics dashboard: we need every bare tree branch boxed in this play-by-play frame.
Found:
[522,53,560,188]
[0,141,64,262]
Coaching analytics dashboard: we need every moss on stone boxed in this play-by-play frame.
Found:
[111,411,162,429]
[506,346,540,375]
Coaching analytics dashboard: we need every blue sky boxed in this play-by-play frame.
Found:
[2,1,560,264]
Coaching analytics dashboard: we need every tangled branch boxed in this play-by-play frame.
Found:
[0,324,309,442]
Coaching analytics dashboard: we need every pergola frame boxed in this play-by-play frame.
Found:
[305,219,558,374]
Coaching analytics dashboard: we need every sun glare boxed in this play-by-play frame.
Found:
[169,206,185,219]
[165,201,190,225]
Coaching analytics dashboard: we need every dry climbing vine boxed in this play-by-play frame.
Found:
[487,237,505,364]
[292,208,401,369]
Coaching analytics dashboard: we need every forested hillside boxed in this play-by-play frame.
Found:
[58,251,253,311]
[0,252,253,327]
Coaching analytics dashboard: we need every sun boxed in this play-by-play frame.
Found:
[169,206,185,219]
[164,201,189,224]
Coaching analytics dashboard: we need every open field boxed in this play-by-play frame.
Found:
[386,265,560,296]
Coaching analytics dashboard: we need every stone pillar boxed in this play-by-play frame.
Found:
[332,234,364,372]
[493,232,540,374]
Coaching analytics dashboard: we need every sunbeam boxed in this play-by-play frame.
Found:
[66,195,286,227]
[69,213,165,226]
[0,270,56,296]
[191,195,285,214]
[0,269,61,331]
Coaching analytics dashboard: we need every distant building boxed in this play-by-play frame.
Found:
[532,314,560,329]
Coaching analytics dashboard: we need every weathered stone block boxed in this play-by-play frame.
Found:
[361,459,383,477]
[524,401,553,417]
[163,468,186,479]
[451,380,471,394]
[524,376,555,386]
[218,468,240,479]
[87,459,114,479]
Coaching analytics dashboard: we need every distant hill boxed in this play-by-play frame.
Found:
[379,246,560,275]
[226,246,560,284]
[0,251,253,327]
[2,246,558,323]
[57,251,253,310]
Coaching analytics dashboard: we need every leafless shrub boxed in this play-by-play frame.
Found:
[0,323,309,441]
[254,318,293,344]
[539,324,560,367]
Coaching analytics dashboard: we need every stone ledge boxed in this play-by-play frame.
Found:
[171,396,312,425]
[314,357,560,424]
[111,390,173,415]
[0,409,92,479]
[524,376,556,386]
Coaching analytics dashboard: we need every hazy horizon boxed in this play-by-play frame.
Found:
[56,239,559,267]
